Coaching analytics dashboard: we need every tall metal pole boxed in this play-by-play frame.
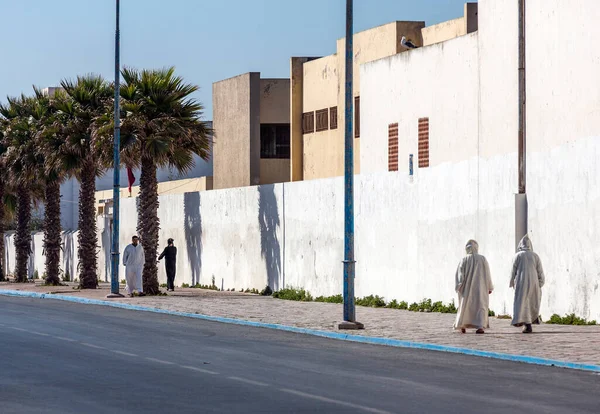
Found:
[515,0,528,250]
[339,0,363,330]
[108,0,123,298]
[518,0,526,195]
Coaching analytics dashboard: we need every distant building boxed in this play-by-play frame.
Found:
[212,74,290,190]
[212,3,477,188]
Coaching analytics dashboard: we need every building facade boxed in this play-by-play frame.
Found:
[212,73,290,190]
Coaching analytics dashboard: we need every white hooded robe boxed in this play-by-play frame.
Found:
[510,235,545,326]
[454,240,494,330]
[123,243,145,294]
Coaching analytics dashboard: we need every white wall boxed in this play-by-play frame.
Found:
[358,0,600,319]
[360,32,480,174]
[525,0,600,319]
[4,230,79,281]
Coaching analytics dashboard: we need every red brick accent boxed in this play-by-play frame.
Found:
[388,123,399,172]
[315,109,328,132]
[418,117,429,168]
[330,106,338,130]
[302,112,315,134]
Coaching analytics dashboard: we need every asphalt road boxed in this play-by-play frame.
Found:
[0,296,598,414]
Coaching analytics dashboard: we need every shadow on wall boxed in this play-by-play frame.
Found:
[28,237,36,279]
[184,192,202,285]
[258,185,281,291]
[64,232,74,281]
[101,222,112,282]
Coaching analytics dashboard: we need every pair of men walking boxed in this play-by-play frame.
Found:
[454,235,545,334]
[123,236,178,295]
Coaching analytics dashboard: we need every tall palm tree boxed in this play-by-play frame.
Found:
[120,67,212,295]
[33,87,70,286]
[58,75,113,289]
[0,95,42,282]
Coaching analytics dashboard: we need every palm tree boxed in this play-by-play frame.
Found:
[0,95,42,283]
[33,87,71,286]
[120,67,212,295]
[58,75,113,289]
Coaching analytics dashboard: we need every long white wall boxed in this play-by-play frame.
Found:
[358,0,600,319]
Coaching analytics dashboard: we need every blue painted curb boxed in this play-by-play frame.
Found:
[2,289,599,373]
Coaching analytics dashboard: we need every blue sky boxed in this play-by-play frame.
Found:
[0,0,471,119]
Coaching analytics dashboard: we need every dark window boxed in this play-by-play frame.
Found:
[315,109,329,132]
[418,117,429,168]
[302,112,314,134]
[388,123,399,172]
[354,96,360,138]
[330,106,338,129]
[261,124,290,159]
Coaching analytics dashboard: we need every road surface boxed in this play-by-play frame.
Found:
[0,296,598,413]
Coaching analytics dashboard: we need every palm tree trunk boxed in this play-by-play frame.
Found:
[44,180,62,286]
[138,156,160,295]
[78,159,98,289]
[0,179,5,282]
[14,186,31,283]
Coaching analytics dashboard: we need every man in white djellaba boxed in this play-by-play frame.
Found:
[510,235,545,333]
[123,235,146,297]
[454,240,494,334]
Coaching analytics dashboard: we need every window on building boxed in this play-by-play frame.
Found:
[330,106,338,130]
[354,96,360,138]
[302,112,315,134]
[260,124,290,159]
[388,123,399,172]
[315,109,329,132]
[418,117,429,168]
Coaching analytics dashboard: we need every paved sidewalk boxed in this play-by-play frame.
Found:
[1,281,599,366]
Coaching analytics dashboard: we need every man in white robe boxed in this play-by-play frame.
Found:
[454,240,494,334]
[123,235,145,297]
[510,235,545,333]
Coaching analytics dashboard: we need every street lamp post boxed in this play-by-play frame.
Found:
[108,0,124,298]
[338,0,363,330]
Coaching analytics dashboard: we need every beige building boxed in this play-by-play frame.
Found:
[212,73,291,190]
[292,3,478,181]
[211,3,477,188]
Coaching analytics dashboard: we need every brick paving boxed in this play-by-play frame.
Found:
[1,281,599,366]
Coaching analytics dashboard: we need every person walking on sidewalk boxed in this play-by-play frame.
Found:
[510,235,545,333]
[123,235,145,297]
[453,240,494,334]
[158,238,177,292]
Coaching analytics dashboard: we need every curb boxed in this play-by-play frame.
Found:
[1,289,599,373]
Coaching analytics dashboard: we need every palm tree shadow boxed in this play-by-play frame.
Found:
[28,235,36,279]
[63,231,74,281]
[258,185,281,291]
[101,224,111,282]
[184,192,202,286]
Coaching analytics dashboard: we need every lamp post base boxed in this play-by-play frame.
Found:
[338,321,365,330]
[106,293,125,299]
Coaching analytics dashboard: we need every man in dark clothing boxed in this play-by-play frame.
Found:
[158,238,177,291]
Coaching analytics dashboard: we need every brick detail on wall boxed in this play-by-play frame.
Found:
[388,123,399,172]
[315,109,329,132]
[418,117,429,168]
[302,111,315,134]
[330,106,338,130]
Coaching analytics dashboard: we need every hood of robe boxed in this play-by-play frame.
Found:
[465,240,479,255]
[518,235,533,252]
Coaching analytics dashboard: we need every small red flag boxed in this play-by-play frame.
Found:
[127,167,135,194]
